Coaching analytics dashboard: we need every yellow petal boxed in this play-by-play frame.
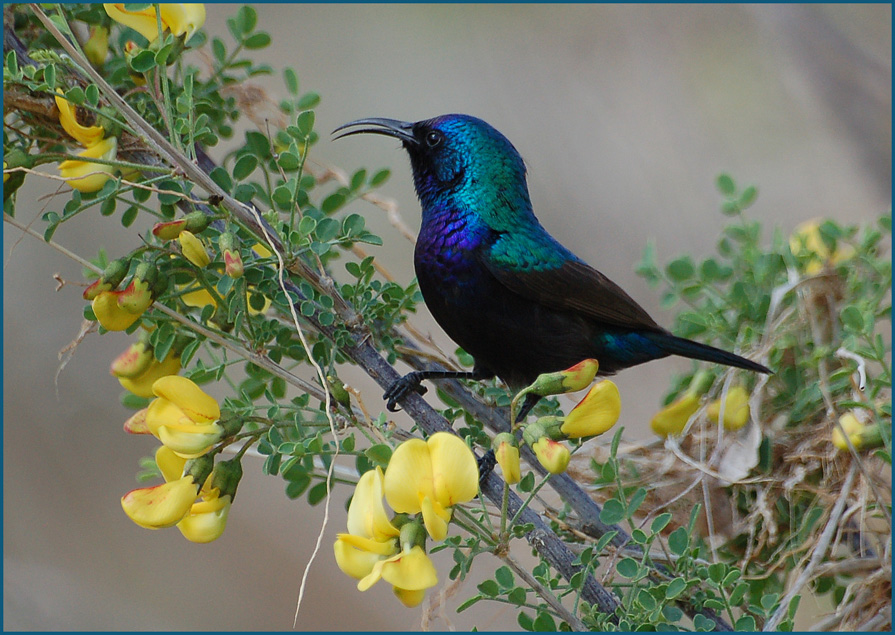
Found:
[420,495,450,542]
[178,231,211,268]
[650,392,700,437]
[181,287,216,308]
[145,395,189,437]
[428,432,479,508]
[347,467,399,541]
[118,352,182,398]
[58,136,117,193]
[155,445,187,483]
[357,558,387,592]
[92,289,141,331]
[54,90,104,147]
[380,546,438,592]
[157,423,222,458]
[393,586,426,608]
[561,380,622,438]
[176,494,230,543]
[121,476,198,529]
[152,375,220,423]
[384,438,433,515]
[104,3,205,42]
[337,533,399,557]
[334,538,383,580]
[706,386,750,431]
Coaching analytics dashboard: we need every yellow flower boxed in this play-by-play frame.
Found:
[383,433,478,541]
[58,136,117,193]
[560,379,621,438]
[789,219,855,275]
[145,375,223,457]
[54,90,105,147]
[530,437,570,475]
[121,474,200,529]
[706,386,750,431]
[178,231,211,268]
[104,3,206,43]
[493,433,521,485]
[180,286,271,317]
[117,350,182,398]
[176,488,232,543]
[650,392,700,437]
[91,289,142,331]
[347,466,401,543]
[356,545,438,597]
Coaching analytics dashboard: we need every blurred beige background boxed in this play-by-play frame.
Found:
[4,3,890,631]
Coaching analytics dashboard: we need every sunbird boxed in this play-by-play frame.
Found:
[334,114,770,421]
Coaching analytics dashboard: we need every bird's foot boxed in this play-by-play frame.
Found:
[477,449,496,488]
[383,372,428,412]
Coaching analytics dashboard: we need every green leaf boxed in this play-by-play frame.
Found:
[456,595,482,613]
[232,154,258,181]
[370,168,390,187]
[278,151,300,171]
[130,49,156,73]
[735,616,756,631]
[44,63,56,89]
[285,473,311,499]
[477,579,499,597]
[599,498,626,525]
[668,526,690,556]
[665,577,686,599]
[716,173,736,196]
[212,37,226,63]
[532,611,556,632]
[296,110,316,138]
[364,443,392,467]
[494,566,514,589]
[840,305,865,332]
[616,557,640,578]
[64,86,86,105]
[307,481,328,505]
[518,471,535,493]
[650,512,673,534]
[284,68,299,95]
[209,166,233,193]
[121,205,138,227]
[666,256,695,281]
[739,184,758,208]
[243,32,271,50]
[507,586,527,606]
[235,5,257,34]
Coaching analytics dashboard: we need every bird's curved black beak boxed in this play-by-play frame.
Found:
[332,118,418,146]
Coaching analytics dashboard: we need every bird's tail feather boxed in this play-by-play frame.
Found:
[652,333,771,374]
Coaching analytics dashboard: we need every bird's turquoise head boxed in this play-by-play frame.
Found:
[334,114,531,213]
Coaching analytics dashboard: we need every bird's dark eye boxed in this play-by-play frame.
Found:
[425,130,443,148]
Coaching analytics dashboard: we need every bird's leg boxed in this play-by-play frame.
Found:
[514,393,541,424]
[383,368,492,412]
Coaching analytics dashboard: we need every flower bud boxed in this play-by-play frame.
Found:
[179,230,211,267]
[706,386,750,431]
[219,232,244,278]
[92,290,142,331]
[83,257,129,300]
[151,211,210,240]
[123,408,149,434]
[184,454,215,488]
[110,340,154,378]
[117,261,157,314]
[492,433,521,484]
[526,359,600,397]
[530,437,570,475]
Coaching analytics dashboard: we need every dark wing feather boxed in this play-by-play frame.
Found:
[480,253,664,333]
